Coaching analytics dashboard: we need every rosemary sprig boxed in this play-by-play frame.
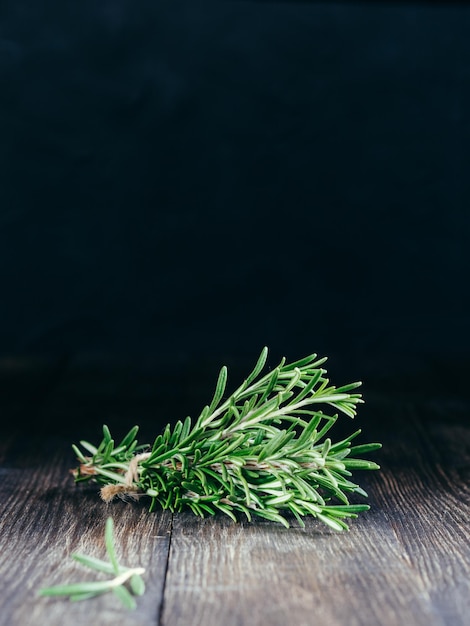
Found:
[72,348,381,530]
[39,518,145,609]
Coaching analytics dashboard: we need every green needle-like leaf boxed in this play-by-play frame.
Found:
[105,518,120,575]
[70,591,104,602]
[72,348,381,530]
[38,517,145,608]
[72,553,124,575]
[39,579,124,597]
[130,574,146,596]
[208,366,228,413]
[112,586,137,610]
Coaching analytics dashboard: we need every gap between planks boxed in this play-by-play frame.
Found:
[0,433,173,626]
[1,358,470,626]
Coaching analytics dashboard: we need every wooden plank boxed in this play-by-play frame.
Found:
[2,357,470,625]
[0,356,174,626]
[161,402,470,626]
[0,444,172,626]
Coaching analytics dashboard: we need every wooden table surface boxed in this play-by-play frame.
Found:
[1,354,469,626]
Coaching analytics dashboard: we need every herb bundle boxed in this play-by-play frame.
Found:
[73,348,380,530]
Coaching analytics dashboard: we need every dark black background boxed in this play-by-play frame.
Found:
[1,0,469,396]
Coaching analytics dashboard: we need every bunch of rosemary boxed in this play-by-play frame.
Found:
[73,348,380,530]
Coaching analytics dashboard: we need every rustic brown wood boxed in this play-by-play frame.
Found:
[0,436,172,626]
[0,356,173,626]
[1,359,470,626]
[161,399,470,626]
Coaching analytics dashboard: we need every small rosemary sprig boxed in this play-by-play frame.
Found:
[72,348,381,530]
[39,518,145,609]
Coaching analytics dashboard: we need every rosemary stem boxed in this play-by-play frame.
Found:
[71,347,381,530]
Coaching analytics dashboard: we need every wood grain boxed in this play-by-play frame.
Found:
[0,439,172,626]
[1,358,470,626]
[0,356,173,626]
[161,402,470,626]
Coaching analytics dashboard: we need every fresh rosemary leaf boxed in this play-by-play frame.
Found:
[117,425,140,450]
[112,585,137,609]
[70,591,104,602]
[316,514,348,532]
[38,517,146,609]
[245,346,268,384]
[208,366,228,413]
[130,574,146,597]
[71,553,123,575]
[102,425,113,444]
[349,442,383,455]
[105,518,120,575]
[71,444,88,463]
[342,459,381,470]
[71,347,381,530]
[79,440,98,455]
[39,580,119,596]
